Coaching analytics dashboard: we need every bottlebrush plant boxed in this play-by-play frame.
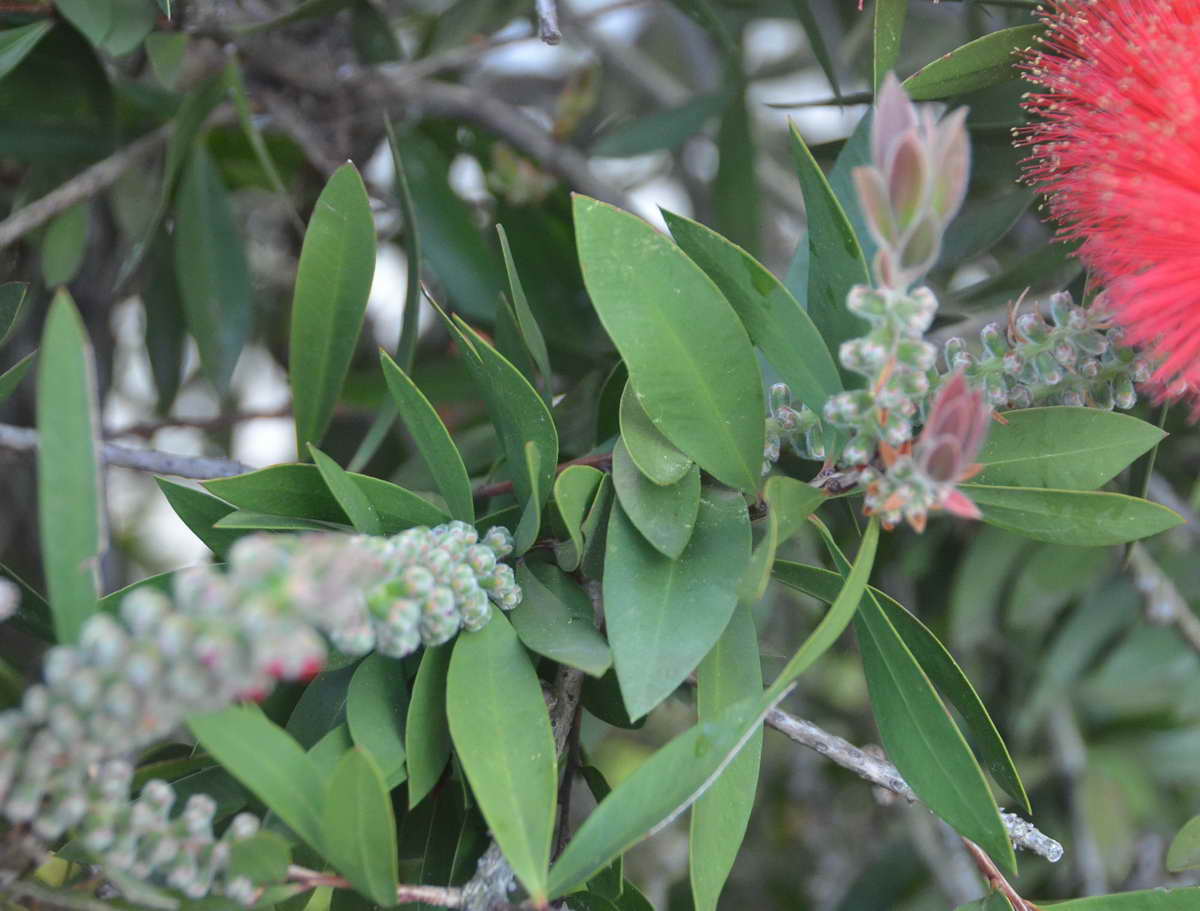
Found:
[0,3,1198,911]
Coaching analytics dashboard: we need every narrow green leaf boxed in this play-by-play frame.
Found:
[175,146,251,395]
[381,351,474,522]
[144,32,187,88]
[290,163,377,453]
[611,438,700,560]
[618,382,692,486]
[1168,816,1200,872]
[351,0,402,63]
[224,58,301,228]
[963,484,1183,546]
[37,290,103,644]
[765,516,878,701]
[406,643,452,809]
[347,653,409,788]
[189,706,326,853]
[100,0,155,56]
[213,511,349,532]
[949,526,1026,652]
[605,488,751,720]
[903,25,1042,101]
[1040,888,1200,909]
[285,661,357,749]
[514,441,543,556]
[155,478,241,559]
[385,116,422,372]
[0,282,27,347]
[309,445,382,534]
[40,201,89,287]
[448,613,556,903]
[579,475,614,581]
[787,125,870,373]
[323,748,400,905]
[973,408,1166,490]
[788,1,840,100]
[497,224,552,405]
[512,563,611,678]
[553,465,604,573]
[0,350,35,404]
[940,189,1034,268]
[0,562,53,641]
[714,89,759,255]
[873,0,907,91]
[143,232,185,412]
[55,0,112,48]
[574,195,764,492]
[0,21,54,82]
[690,603,763,911]
[739,475,825,603]
[664,209,841,415]
[228,831,292,886]
[591,92,728,158]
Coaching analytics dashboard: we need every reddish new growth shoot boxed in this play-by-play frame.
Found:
[1018,0,1200,414]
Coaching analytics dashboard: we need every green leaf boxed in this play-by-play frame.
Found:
[514,441,543,556]
[0,562,53,641]
[56,0,112,48]
[448,613,556,904]
[0,350,35,404]
[604,488,751,720]
[690,603,762,911]
[381,351,474,523]
[100,0,155,56]
[618,382,692,486]
[611,438,700,561]
[953,894,1013,911]
[0,21,54,82]
[591,92,728,158]
[143,232,186,412]
[309,445,382,535]
[284,661,357,750]
[788,1,840,100]
[553,465,604,573]
[940,189,1034,268]
[223,58,300,227]
[1040,889,1200,909]
[145,32,187,88]
[573,195,764,493]
[765,517,879,700]
[1168,815,1200,873]
[903,25,1042,101]
[497,224,552,406]
[290,163,377,453]
[155,0,171,17]
[37,290,102,644]
[405,643,452,809]
[323,748,400,905]
[547,690,789,899]
[954,241,1082,312]
[963,485,1183,546]
[511,563,611,678]
[351,0,401,62]
[873,0,907,90]
[189,706,326,853]
[773,561,1028,812]
[580,475,614,580]
[40,202,89,287]
[664,210,841,415]
[347,653,409,788]
[237,0,353,34]
[739,475,825,603]
[973,408,1166,490]
[228,831,292,886]
[0,282,27,347]
[214,511,349,532]
[175,146,251,395]
[155,478,241,559]
[787,125,870,374]
[714,88,760,255]
[443,314,557,516]
[949,526,1026,652]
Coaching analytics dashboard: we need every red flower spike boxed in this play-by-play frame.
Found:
[1018,0,1200,415]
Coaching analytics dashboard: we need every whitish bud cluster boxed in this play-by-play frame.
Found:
[0,522,519,903]
[937,291,1152,412]
[824,286,939,464]
[763,383,823,474]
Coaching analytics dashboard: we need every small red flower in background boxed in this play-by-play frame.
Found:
[1018,0,1200,414]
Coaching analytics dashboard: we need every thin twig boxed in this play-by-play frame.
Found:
[286,866,463,907]
[0,423,251,479]
[1127,542,1200,656]
[473,452,613,500]
[107,406,293,440]
[535,0,561,44]
[962,838,1041,911]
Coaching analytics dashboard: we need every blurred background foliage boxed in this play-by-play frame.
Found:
[1,1,1198,907]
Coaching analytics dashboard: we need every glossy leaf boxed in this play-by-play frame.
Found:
[973,408,1166,490]
[739,475,825,603]
[1040,890,1200,909]
[155,478,241,559]
[611,438,700,560]
[873,0,907,91]
[447,613,556,903]
[903,25,1042,101]
[511,563,611,678]
[0,21,54,81]
[788,124,870,372]
[553,465,604,572]
[0,351,34,404]
[618,382,692,486]
[381,350,474,522]
[37,290,103,644]
[228,831,292,886]
[514,441,543,556]
[963,484,1183,546]
[290,163,377,453]
[55,0,112,48]
[574,195,764,493]
[580,475,614,580]
[497,223,552,404]
[189,706,326,853]
[347,653,409,788]
[309,445,382,535]
[175,147,251,395]
[214,511,348,533]
[664,210,841,415]
[405,643,453,809]
[323,748,399,905]
[0,282,27,347]
[605,488,751,720]
[690,603,763,911]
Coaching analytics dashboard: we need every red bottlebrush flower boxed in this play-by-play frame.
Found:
[1018,0,1200,413]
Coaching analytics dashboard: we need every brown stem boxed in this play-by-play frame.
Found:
[473,452,613,500]
[961,840,1041,911]
[286,866,463,907]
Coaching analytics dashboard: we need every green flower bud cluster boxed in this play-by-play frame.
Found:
[762,383,823,474]
[0,522,519,904]
[823,286,939,464]
[937,292,1152,412]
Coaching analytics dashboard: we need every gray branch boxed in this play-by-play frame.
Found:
[0,424,251,480]
[535,0,562,44]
